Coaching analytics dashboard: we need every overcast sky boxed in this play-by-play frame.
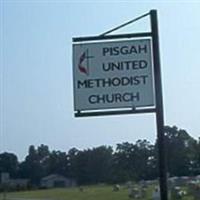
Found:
[1,1,200,160]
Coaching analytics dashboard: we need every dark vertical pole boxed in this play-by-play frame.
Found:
[150,10,168,200]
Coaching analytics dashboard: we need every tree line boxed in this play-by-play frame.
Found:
[0,126,200,186]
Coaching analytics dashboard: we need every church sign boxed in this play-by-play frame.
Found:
[73,39,154,111]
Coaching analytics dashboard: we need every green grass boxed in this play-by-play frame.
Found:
[0,185,152,200]
[0,185,196,200]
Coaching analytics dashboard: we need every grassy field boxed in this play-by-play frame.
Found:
[0,185,195,200]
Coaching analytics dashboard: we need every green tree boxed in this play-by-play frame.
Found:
[19,144,50,185]
[192,137,200,174]
[164,126,196,176]
[0,152,19,178]
[112,140,155,183]
[68,146,113,184]
[47,150,69,176]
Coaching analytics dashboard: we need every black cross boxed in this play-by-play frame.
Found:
[85,49,94,76]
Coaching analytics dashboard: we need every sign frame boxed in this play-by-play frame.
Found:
[73,38,155,112]
[73,32,156,117]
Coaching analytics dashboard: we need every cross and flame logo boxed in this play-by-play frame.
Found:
[78,49,93,76]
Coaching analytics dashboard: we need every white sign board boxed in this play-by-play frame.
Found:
[73,39,155,111]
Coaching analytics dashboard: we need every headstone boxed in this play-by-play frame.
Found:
[113,184,120,192]
[129,187,141,199]
[152,187,160,200]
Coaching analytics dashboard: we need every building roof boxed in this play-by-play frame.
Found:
[41,174,68,181]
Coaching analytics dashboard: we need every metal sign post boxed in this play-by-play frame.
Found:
[72,9,168,200]
[150,10,168,200]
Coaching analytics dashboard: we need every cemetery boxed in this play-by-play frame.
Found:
[0,176,200,200]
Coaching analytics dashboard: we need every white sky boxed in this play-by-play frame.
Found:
[1,1,200,160]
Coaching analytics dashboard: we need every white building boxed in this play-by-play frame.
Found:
[40,174,76,188]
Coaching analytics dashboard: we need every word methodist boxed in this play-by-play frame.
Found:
[73,39,155,111]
